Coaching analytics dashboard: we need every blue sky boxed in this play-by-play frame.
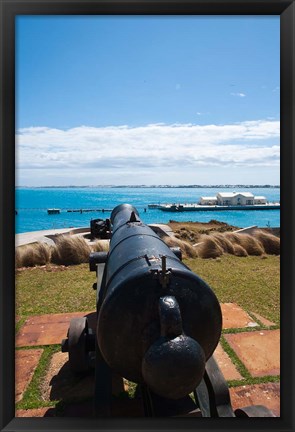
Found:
[16,16,280,186]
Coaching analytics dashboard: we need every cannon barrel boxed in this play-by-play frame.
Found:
[96,204,222,400]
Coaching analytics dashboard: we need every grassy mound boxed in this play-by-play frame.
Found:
[174,227,201,243]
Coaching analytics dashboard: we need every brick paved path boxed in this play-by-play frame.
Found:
[15,303,280,417]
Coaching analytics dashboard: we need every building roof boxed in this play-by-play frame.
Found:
[200,196,217,200]
[217,192,254,198]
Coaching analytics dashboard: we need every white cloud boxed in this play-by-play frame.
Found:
[16,120,280,185]
[231,92,246,97]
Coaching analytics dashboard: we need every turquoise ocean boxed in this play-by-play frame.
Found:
[15,187,280,234]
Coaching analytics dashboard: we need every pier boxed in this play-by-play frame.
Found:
[66,208,112,213]
[46,208,112,214]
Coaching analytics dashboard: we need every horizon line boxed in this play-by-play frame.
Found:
[16,184,280,188]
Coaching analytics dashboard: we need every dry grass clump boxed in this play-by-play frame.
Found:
[187,229,279,259]
[224,232,264,256]
[91,240,110,252]
[15,242,51,268]
[223,232,242,245]
[15,248,23,268]
[254,230,280,255]
[195,236,223,259]
[51,235,91,266]
[163,235,198,259]
[211,232,235,254]
[232,244,248,257]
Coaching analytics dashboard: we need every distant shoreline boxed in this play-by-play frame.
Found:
[16,184,280,189]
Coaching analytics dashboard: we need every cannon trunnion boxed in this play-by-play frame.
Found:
[62,204,275,418]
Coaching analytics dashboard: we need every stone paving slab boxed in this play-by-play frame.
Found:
[213,344,242,381]
[39,349,242,413]
[220,303,258,329]
[15,349,43,402]
[16,311,96,347]
[40,352,95,402]
[250,312,276,327]
[224,329,280,377]
[40,352,126,403]
[42,349,242,404]
[230,382,280,417]
[16,303,264,348]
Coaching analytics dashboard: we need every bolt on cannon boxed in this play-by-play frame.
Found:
[61,204,275,417]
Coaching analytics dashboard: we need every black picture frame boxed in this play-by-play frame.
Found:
[1,1,294,431]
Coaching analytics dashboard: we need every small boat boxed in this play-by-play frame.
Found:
[47,208,61,214]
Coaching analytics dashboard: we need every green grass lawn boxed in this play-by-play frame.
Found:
[16,254,280,324]
[16,264,96,317]
[186,254,280,324]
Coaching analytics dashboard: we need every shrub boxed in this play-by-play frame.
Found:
[237,234,264,256]
[233,244,248,257]
[196,236,223,259]
[224,232,264,256]
[51,235,91,266]
[91,240,110,252]
[224,232,242,245]
[15,242,51,268]
[15,248,23,268]
[254,230,280,255]
[211,233,235,254]
[163,236,198,259]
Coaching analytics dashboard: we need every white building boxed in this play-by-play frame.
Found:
[216,192,254,206]
[199,196,218,205]
[199,191,268,206]
[254,196,267,204]
[216,192,267,206]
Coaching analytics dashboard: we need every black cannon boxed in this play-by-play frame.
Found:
[90,218,111,240]
[62,204,275,417]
